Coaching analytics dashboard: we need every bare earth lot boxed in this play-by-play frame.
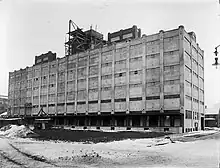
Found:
[33,128,170,143]
[0,127,220,168]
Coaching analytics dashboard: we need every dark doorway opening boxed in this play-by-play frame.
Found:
[149,115,158,127]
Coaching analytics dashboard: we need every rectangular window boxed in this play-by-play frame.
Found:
[146,96,160,100]
[129,97,142,101]
[130,70,142,75]
[185,95,192,100]
[77,101,86,105]
[88,100,98,104]
[115,98,126,102]
[186,110,192,119]
[101,99,111,103]
[164,94,180,99]
[115,72,126,78]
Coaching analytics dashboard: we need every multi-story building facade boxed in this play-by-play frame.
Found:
[8,25,204,133]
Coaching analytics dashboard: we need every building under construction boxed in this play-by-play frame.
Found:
[8,22,205,133]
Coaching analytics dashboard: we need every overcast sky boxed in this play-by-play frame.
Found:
[0,0,220,108]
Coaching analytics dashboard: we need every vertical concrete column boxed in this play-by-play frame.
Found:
[64,118,67,125]
[125,116,128,126]
[47,62,50,114]
[86,52,89,115]
[201,50,205,118]
[73,117,77,126]
[124,118,126,127]
[189,29,193,129]
[179,26,185,123]
[159,30,164,113]
[111,45,115,114]
[39,64,42,111]
[84,117,87,126]
[55,60,59,116]
[158,116,160,127]
[74,54,78,115]
[146,115,149,127]
[199,46,205,129]
[196,43,200,129]
[111,116,115,126]
[31,69,34,116]
[88,117,91,126]
[142,40,147,114]
[140,116,143,127]
[142,115,146,127]
[126,44,130,114]
[129,117,132,127]
[96,118,100,126]
[54,118,57,125]
[115,118,117,126]
[64,57,68,116]
[98,49,102,114]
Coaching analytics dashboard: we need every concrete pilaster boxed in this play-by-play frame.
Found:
[126,44,130,114]
[98,49,102,114]
[46,62,49,114]
[179,25,185,115]
[189,29,193,129]
[142,40,146,114]
[159,30,164,113]
[31,69,34,116]
[74,54,78,114]
[39,64,42,110]
[86,52,89,115]
[64,57,67,115]
[55,60,59,116]
[111,45,115,114]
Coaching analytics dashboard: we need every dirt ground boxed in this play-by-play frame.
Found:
[1,126,219,168]
[33,128,170,143]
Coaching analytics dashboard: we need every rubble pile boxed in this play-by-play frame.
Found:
[0,125,38,138]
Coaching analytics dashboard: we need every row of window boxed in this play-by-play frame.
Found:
[10,62,182,84]
[185,95,204,104]
[26,65,182,83]
[185,66,204,82]
[12,94,181,102]
[185,50,204,66]
[185,110,200,119]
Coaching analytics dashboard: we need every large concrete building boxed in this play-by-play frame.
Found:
[8,25,204,133]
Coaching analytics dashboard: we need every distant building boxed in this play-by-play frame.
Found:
[205,103,220,127]
[205,113,219,127]
[8,25,204,133]
[0,95,8,114]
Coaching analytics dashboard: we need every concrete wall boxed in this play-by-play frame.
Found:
[183,29,204,132]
